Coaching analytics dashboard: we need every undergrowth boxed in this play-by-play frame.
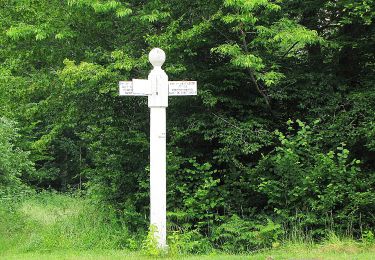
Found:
[0,191,136,254]
[0,191,374,258]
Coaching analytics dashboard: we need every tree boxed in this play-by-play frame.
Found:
[0,117,34,190]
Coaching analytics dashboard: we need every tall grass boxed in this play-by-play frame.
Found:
[1,191,374,259]
[0,191,136,254]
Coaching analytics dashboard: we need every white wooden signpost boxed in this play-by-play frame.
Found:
[119,48,197,249]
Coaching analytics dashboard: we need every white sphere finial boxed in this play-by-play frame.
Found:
[149,48,166,68]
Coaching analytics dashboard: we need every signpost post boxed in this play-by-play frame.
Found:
[119,48,197,249]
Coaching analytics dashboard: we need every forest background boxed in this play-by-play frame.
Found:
[0,0,375,255]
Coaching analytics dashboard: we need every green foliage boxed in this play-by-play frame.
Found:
[0,117,34,190]
[1,193,375,257]
[212,215,283,252]
[0,192,136,253]
[0,0,374,250]
[140,225,162,256]
[253,120,375,235]
[168,158,223,230]
[362,230,375,245]
[169,229,213,255]
[340,0,375,25]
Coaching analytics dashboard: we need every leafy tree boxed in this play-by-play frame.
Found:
[0,117,34,190]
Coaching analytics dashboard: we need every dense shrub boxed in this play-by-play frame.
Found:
[252,120,375,237]
[211,215,282,252]
[169,229,213,255]
[0,117,34,191]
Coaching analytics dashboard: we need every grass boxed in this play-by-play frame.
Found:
[2,243,375,260]
[0,191,134,254]
[1,192,374,259]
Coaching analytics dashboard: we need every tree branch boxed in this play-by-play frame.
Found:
[281,41,300,59]
[239,28,273,113]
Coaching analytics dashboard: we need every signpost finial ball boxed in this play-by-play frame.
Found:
[149,48,166,67]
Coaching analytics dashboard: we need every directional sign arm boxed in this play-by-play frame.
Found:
[168,81,197,96]
[133,79,152,95]
[119,80,151,96]
[119,81,135,96]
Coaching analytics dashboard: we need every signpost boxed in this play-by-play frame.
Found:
[119,48,197,249]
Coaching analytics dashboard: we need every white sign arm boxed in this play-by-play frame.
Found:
[168,81,197,96]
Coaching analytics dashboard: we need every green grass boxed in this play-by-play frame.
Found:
[2,243,375,260]
[1,192,374,259]
[0,191,134,254]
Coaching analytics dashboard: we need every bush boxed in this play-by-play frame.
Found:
[252,120,375,237]
[169,228,213,255]
[0,117,34,190]
[211,215,282,252]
